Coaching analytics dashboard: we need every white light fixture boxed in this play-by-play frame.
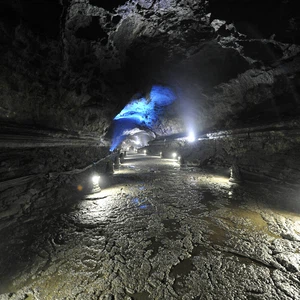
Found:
[172,152,177,159]
[177,156,181,161]
[91,175,100,185]
[187,132,196,142]
[144,150,147,154]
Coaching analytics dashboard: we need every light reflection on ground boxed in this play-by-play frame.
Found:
[1,152,300,299]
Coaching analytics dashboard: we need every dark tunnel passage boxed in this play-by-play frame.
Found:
[1,0,300,299]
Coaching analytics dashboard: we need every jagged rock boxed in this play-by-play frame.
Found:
[1,2,300,297]
[275,252,300,273]
[1,0,300,140]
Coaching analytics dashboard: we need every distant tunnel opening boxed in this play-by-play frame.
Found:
[109,85,177,151]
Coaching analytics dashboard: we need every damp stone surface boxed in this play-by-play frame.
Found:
[0,153,300,300]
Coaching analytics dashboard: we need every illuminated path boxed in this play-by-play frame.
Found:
[1,153,300,299]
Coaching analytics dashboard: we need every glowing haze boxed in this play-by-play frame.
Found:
[110,85,176,151]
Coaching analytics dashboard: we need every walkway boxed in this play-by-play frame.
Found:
[1,153,300,299]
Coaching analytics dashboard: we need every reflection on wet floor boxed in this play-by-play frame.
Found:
[1,152,300,299]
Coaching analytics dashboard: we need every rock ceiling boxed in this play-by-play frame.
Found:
[0,0,299,144]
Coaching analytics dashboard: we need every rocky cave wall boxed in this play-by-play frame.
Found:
[1,0,300,135]
[0,0,300,183]
[145,120,300,183]
[1,2,300,296]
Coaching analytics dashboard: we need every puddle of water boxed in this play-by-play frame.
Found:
[198,216,229,246]
[145,237,164,258]
[207,223,228,245]
[129,291,151,300]
[159,218,183,239]
[170,257,197,295]
[189,208,206,215]
[185,189,218,214]
[200,190,218,210]
[191,244,209,256]
[170,257,196,278]
[165,230,183,240]
[162,219,181,230]
[225,208,281,238]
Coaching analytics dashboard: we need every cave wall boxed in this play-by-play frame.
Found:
[1,0,300,182]
[0,142,113,234]
[59,0,300,136]
[0,146,110,182]
[1,0,300,136]
[0,21,115,136]
[146,121,300,183]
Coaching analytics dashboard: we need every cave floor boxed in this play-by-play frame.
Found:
[1,153,300,300]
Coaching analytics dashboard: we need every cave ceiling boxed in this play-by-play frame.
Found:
[0,0,300,145]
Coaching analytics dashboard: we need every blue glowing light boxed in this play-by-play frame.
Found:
[132,198,147,209]
[110,85,176,151]
[132,198,140,205]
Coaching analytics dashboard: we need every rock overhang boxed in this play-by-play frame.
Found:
[0,0,300,143]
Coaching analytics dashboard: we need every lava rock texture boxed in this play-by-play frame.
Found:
[1,1,300,299]
[1,155,300,299]
[0,1,300,198]
[1,0,299,136]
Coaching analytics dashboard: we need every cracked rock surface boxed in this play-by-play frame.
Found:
[1,153,300,299]
[1,0,300,138]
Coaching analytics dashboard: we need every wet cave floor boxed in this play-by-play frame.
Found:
[1,153,300,300]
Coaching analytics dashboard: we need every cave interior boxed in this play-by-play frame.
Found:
[1,0,300,299]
